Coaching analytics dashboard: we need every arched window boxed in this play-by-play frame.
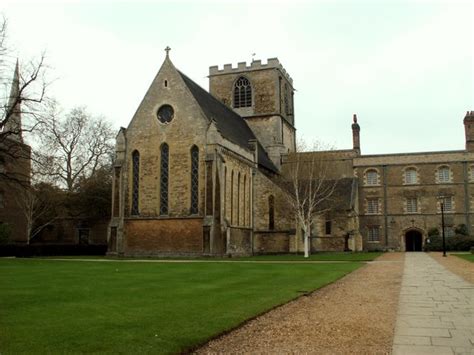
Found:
[365,169,379,186]
[284,83,289,115]
[224,167,227,219]
[237,172,241,225]
[268,195,275,230]
[437,166,451,183]
[190,146,199,214]
[160,143,169,215]
[131,150,140,215]
[230,171,234,224]
[404,167,418,184]
[243,175,246,226]
[233,77,252,108]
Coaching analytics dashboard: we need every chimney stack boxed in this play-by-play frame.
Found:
[352,114,361,154]
[464,111,474,152]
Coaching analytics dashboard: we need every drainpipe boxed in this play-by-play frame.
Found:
[463,161,471,235]
[383,165,389,247]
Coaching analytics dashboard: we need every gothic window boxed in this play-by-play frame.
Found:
[404,167,418,184]
[437,166,451,183]
[231,171,234,224]
[367,226,380,242]
[233,77,252,108]
[224,167,227,218]
[160,143,169,215]
[237,172,240,225]
[243,175,246,226]
[284,83,289,115]
[190,146,199,214]
[268,195,275,230]
[325,219,332,235]
[365,169,379,185]
[131,150,140,215]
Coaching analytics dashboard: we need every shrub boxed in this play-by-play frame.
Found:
[428,228,440,237]
[0,224,12,245]
[424,235,474,252]
[455,224,468,236]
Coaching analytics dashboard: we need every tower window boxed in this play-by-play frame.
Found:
[233,77,252,108]
[160,143,169,215]
[190,146,199,214]
[131,150,140,215]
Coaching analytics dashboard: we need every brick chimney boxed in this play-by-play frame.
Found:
[464,111,474,152]
[352,114,361,155]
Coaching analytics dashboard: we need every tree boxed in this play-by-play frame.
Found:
[0,17,49,188]
[0,17,48,162]
[33,103,114,191]
[13,182,63,243]
[281,140,339,258]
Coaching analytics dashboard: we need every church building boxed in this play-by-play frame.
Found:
[107,51,473,256]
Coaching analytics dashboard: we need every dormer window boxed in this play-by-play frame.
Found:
[233,77,252,108]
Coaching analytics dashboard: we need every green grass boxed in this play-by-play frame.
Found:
[39,252,382,262]
[454,253,474,262]
[233,252,382,262]
[0,259,361,354]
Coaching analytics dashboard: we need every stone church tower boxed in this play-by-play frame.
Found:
[208,59,296,169]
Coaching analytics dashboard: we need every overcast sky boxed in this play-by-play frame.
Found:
[2,0,473,154]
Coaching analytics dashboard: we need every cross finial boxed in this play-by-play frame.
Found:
[165,46,171,57]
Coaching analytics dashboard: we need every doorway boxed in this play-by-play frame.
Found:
[405,230,423,251]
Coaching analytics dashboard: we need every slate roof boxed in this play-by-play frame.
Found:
[178,71,278,173]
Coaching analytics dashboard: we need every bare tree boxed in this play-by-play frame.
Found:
[0,17,49,185]
[12,182,62,243]
[281,140,339,258]
[33,103,114,191]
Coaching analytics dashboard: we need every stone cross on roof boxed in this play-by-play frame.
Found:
[165,46,171,57]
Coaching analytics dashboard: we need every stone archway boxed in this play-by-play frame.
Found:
[405,230,423,252]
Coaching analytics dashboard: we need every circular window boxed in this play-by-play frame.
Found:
[157,104,174,124]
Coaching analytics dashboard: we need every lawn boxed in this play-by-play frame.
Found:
[234,252,382,262]
[454,253,474,262]
[40,252,383,262]
[0,258,361,354]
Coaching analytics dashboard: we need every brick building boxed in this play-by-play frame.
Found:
[108,52,471,255]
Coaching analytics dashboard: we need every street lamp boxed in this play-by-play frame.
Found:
[437,195,447,257]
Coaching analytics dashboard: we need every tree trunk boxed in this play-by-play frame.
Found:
[304,229,310,258]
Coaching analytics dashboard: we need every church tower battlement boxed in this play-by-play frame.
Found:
[209,57,296,170]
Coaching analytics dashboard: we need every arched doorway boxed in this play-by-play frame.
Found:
[405,230,423,251]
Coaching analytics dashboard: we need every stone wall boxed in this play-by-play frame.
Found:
[228,227,252,255]
[253,232,291,254]
[355,151,474,251]
[124,218,203,255]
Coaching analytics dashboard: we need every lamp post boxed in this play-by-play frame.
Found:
[438,196,447,257]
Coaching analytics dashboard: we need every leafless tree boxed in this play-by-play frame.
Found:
[0,17,49,185]
[281,140,339,258]
[33,103,115,191]
[12,181,61,243]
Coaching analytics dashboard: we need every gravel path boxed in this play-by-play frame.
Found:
[428,252,474,284]
[195,253,405,354]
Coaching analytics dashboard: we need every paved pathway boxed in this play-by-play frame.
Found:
[392,253,474,355]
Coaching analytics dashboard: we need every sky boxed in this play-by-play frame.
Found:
[2,0,473,154]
